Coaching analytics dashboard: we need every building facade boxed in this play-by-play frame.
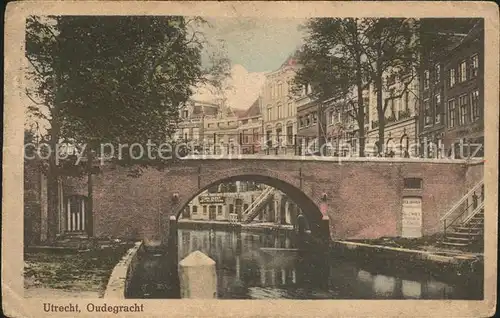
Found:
[176,99,219,142]
[417,19,484,158]
[296,84,320,154]
[367,76,420,157]
[236,98,263,154]
[441,21,484,158]
[181,181,299,225]
[324,87,371,156]
[260,57,299,153]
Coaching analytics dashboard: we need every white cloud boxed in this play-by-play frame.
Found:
[192,64,266,110]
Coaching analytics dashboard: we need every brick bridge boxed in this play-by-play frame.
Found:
[62,156,483,245]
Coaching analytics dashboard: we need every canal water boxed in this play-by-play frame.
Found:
[129,228,482,300]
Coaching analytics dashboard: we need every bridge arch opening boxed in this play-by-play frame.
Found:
[175,174,324,235]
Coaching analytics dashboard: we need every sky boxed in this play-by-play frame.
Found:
[193,17,306,109]
[24,17,307,132]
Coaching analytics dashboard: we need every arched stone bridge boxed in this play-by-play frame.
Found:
[62,156,484,245]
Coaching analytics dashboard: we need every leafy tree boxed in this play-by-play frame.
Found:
[362,18,418,154]
[295,18,476,157]
[25,15,230,242]
[293,18,372,156]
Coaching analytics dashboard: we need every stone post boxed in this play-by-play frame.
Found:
[179,251,217,299]
[296,214,307,251]
[319,216,331,246]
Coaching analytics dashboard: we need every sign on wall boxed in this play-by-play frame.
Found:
[401,197,422,238]
[199,196,225,204]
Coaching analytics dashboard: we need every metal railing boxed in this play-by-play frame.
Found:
[173,133,484,160]
[241,187,275,223]
[441,179,484,234]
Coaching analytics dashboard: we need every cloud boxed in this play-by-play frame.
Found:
[200,17,306,72]
[192,64,266,110]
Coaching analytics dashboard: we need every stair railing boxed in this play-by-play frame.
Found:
[244,192,275,222]
[441,179,484,234]
[463,201,484,225]
[242,186,273,217]
[242,188,276,222]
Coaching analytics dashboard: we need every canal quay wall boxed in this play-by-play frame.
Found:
[56,158,483,244]
[331,240,483,284]
[177,219,295,234]
[103,241,144,299]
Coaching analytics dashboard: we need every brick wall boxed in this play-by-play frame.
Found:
[24,159,42,246]
[60,159,482,244]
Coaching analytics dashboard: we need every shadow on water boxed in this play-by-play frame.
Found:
[128,228,483,300]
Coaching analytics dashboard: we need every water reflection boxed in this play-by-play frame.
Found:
[175,229,482,300]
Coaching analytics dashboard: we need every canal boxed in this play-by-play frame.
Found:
[128,228,483,300]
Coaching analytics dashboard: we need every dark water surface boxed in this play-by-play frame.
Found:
[130,229,483,300]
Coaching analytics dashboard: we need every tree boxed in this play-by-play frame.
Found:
[362,18,418,155]
[293,18,371,156]
[25,16,230,242]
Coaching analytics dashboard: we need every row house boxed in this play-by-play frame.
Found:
[419,19,484,158]
[296,84,320,153]
[367,73,420,157]
[260,56,299,152]
[176,99,219,142]
[176,98,250,154]
[236,98,263,154]
[321,87,370,156]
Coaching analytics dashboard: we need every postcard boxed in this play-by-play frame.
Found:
[3,1,498,317]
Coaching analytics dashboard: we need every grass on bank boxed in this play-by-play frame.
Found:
[24,242,134,297]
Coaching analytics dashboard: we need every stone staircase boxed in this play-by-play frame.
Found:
[440,180,484,252]
[241,186,276,223]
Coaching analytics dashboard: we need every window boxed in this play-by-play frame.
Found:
[470,54,479,78]
[424,99,431,125]
[202,205,207,215]
[305,115,310,126]
[448,99,456,128]
[458,94,468,125]
[217,205,222,215]
[192,206,198,215]
[286,125,293,144]
[423,70,430,89]
[298,116,304,128]
[471,90,480,121]
[267,106,272,121]
[458,60,467,82]
[434,93,441,124]
[183,110,189,118]
[277,81,283,97]
[312,112,318,124]
[434,64,441,82]
[287,102,293,117]
[448,68,456,87]
[404,178,422,189]
[229,204,234,214]
[277,103,283,119]
[66,195,87,232]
